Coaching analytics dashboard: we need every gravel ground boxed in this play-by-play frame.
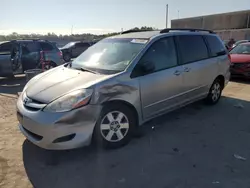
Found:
[1,76,250,188]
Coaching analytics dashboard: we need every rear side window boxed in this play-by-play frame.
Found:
[40,42,54,51]
[0,42,12,53]
[205,35,226,57]
[176,35,209,64]
[22,42,39,53]
[76,43,90,48]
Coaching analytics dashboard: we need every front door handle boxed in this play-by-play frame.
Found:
[184,67,190,72]
[174,70,181,76]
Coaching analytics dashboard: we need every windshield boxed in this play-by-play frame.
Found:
[62,42,75,48]
[230,44,250,54]
[71,38,147,73]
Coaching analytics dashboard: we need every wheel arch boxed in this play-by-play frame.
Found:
[215,75,225,89]
[102,100,140,127]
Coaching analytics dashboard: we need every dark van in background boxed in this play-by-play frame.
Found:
[0,39,63,77]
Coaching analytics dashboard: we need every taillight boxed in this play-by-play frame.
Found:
[58,51,62,57]
[40,51,45,61]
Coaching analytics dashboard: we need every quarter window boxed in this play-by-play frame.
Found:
[177,35,209,64]
[205,35,226,57]
[40,42,54,51]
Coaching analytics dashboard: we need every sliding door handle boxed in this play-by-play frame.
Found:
[184,67,190,72]
[174,70,181,76]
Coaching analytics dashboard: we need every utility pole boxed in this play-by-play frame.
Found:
[166,4,169,28]
[71,25,73,35]
[178,10,180,19]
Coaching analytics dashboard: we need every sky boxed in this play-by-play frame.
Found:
[0,0,249,35]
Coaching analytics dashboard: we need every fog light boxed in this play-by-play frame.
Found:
[52,134,76,143]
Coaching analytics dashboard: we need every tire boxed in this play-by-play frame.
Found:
[205,78,223,105]
[63,53,71,62]
[93,104,136,149]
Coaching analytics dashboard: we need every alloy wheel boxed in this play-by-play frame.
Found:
[211,82,221,102]
[100,111,129,142]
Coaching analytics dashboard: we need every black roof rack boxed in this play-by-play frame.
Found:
[160,28,215,34]
[121,29,157,34]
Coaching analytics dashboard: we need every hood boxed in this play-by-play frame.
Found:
[230,54,250,63]
[26,67,113,103]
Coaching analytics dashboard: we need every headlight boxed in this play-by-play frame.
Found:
[43,89,93,112]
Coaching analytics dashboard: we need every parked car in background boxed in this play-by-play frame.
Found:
[232,40,250,48]
[17,28,230,150]
[60,41,92,62]
[0,39,63,77]
[230,42,250,78]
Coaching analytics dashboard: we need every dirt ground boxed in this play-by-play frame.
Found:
[1,76,250,188]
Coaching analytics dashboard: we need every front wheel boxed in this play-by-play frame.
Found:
[94,104,135,149]
[205,79,222,105]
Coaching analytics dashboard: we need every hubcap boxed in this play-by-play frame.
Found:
[100,111,129,142]
[211,82,221,102]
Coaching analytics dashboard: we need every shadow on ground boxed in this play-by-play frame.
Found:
[22,96,250,188]
[230,77,250,85]
[0,75,25,96]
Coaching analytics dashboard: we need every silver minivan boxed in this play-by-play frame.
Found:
[16,29,231,150]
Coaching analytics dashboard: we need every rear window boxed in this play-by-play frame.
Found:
[176,35,209,64]
[40,42,54,51]
[205,35,226,57]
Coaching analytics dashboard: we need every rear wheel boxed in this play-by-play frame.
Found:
[94,104,135,149]
[205,79,222,105]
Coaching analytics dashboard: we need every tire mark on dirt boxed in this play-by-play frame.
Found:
[0,156,8,184]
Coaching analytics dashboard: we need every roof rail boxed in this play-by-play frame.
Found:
[160,28,215,34]
[121,29,156,34]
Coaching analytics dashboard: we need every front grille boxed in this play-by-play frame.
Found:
[231,63,249,68]
[23,93,47,111]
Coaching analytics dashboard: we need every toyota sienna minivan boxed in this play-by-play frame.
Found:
[16,28,231,150]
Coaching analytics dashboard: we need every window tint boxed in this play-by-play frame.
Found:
[22,42,39,53]
[132,37,178,77]
[138,37,178,74]
[76,43,90,48]
[0,42,12,53]
[177,35,209,64]
[40,42,54,51]
[205,35,226,57]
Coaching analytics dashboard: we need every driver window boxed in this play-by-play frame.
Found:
[132,37,178,77]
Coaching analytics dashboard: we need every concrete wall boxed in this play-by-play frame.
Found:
[216,29,250,40]
[171,10,250,30]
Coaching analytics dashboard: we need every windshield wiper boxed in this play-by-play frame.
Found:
[79,67,98,74]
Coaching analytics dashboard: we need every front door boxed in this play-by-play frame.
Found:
[133,37,184,120]
[0,42,13,76]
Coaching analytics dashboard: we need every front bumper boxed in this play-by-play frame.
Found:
[16,94,101,150]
